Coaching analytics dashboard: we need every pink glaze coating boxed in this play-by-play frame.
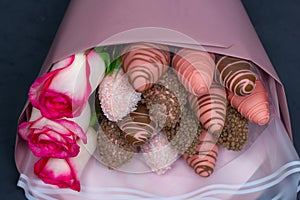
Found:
[172,48,215,96]
[227,80,270,125]
[98,69,141,121]
[189,82,227,134]
[122,43,170,92]
[216,56,257,96]
[183,131,218,177]
[141,132,179,175]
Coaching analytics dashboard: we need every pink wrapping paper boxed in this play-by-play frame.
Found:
[16,0,300,199]
[33,0,292,138]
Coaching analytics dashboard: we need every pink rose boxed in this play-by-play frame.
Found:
[18,105,90,158]
[34,128,97,192]
[29,50,105,119]
[34,158,81,191]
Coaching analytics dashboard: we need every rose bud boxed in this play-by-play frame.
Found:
[29,50,105,119]
[18,104,90,158]
[34,127,97,192]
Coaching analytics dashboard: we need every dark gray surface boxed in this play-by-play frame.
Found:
[0,1,70,199]
[0,0,299,199]
[242,0,300,154]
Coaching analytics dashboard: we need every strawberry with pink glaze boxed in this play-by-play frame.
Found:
[227,80,270,125]
[189,82,227,134]
[172,48,215,96]
[122,43,170,92]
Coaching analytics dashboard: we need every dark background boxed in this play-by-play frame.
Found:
[0,0,299,199]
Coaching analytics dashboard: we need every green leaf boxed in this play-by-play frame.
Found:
[99,52,110,68]
[89,112,98,127]
[94,46,105,53]
[84,49,91,55]
[93,45,123,76]
[106,56,121,75]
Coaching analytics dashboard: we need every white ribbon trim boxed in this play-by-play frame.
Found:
[18,161,300,200]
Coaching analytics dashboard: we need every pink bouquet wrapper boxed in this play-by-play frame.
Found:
[16,0,300,199]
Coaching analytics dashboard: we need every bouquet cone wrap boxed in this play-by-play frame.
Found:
[16,0,300,199]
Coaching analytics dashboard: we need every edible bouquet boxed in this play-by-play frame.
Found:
[15,0,300,199]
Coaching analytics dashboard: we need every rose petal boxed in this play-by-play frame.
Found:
[27,129,80,158]
[18,107,89,158]
[34,158,80,192]
[55,119,87,144]
[33,128,97,192]
[51,55,75,71]
[69,103,91,134]
[29,54,89,119]
[86,50,105,92]
[69,127,97,177]
[29,51,104,119]
[18,121,32,140]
